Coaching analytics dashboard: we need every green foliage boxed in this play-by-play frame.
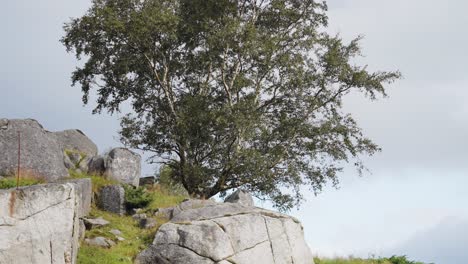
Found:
[313,256,429,264]
[62,0,401,210]
[123,185,153,210]
[156,165,188,196]
[0,176,45,189]
[69,170,118,194]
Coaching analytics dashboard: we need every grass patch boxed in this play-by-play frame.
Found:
[314,256,428,264]
[0,175,45,189]
[146,185,186,211]
[68,170,118,194]
[77,182,187,264]
[77,206,166,264]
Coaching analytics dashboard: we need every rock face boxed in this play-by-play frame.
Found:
[0,119,68,180]
[224,189,254,207]
[0,179,92,264]
[0,118,100,179]
[54,129,98,172]
[97,185,126,215]
[53,129,98,159]
[156,199,217,220]
[104,148,141,186]
[137,195,314,264]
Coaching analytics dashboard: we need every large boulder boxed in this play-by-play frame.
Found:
[0,119,68,180]
[54,129,97,172]
[0,179,92,264]
[137,196,314,264]
[104,148,141,186]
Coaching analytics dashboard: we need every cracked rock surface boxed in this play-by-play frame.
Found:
[0,179,91,264]
[136,193,314,264]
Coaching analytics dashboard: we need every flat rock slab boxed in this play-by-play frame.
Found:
[83,217,110,230]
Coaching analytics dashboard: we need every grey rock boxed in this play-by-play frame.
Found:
[79,220,86,241]
[110,229,122,236]
[53,129,98,160]
[59,178,92,217]
[97,185,126,215]
[0,119,69,180]
[116,236,125,241]
[83,217,110,230]
[85,237,116,248]
[155,207,175,219]
[224,189,254,207]
[87,155,106,175]
[137,202,314,264]
[0,179,91,264]
[139,218,158,229]
[104,148,141,186]
[132,213,147,221]
[156,199,217,220]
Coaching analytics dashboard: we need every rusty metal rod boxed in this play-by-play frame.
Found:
[17,131,20,189]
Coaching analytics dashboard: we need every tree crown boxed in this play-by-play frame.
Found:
[62,0,400,210]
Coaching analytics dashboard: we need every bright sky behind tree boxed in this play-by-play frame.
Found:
[1,1,467,263]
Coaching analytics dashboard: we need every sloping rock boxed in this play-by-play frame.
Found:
[0,179,91,264]
[53,129,98,159]
[224,189,254,206]
[0,119,68,180]
[54,129,97,172]
[97,185,126,215]
[104,148,141,186]
[137,200,314,264]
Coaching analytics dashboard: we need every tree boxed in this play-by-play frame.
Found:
[62,0,400,210]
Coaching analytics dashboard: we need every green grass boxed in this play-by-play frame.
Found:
[77,206,169,264]
[75,173,187,264]
[0,176,45,189]
[68,170,119,193]
[314,256,427,264]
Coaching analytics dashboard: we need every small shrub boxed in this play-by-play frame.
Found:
[123,185,153,210]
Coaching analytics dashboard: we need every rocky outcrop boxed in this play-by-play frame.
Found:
[97,185,126,215]
[104,148,141,186]
[0,119,68,180]
[137,193,314,264]
[0,118,142,185]
[0,178,92,264]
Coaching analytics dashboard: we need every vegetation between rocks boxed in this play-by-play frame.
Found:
[73,171,186,264]
[314,255,429,264]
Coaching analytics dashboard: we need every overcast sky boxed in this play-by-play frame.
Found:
[1,1,466,263]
